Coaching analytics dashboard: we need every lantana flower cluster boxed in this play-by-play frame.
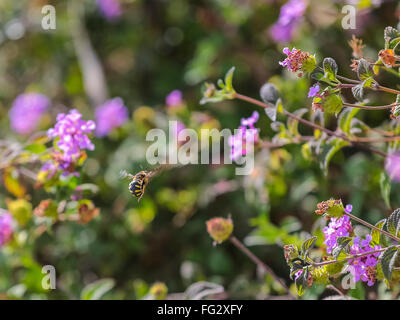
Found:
[279,47,316,77]
[322,204,382,287]
[41,109,96,177]
[348,235,381,286]
[228,111,259,161]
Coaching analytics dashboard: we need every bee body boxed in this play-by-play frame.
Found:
[127,171,149,201]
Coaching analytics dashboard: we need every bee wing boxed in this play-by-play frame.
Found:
[120,169,134,180]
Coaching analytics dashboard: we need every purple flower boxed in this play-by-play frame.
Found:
[96,0,122,20]
[385,152,400,182]
[279,47,312,75]
[166,90,183,107]
[229,111,259,161]
[323,215,353,254]
[0,212,13,246]
[308,84,320,98]
[348,235,381,286]
[9,93,50,135]
[269,0,307,43]
[95,97,129,137]
[46,109,95,175]
[345,204,353,214]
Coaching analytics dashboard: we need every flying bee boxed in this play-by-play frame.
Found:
[120,170,149,201]
[120,165,169,202]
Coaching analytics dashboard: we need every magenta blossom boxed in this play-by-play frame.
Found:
[95,97,129,137]
[229,111,259,161]
[308,84,320,98]
[96,0,122,20]
[9,93,50,135]
[0,212,13,246]
[269,0,307,43]
[348,235,381,286]
[45,109,95,175]
[166,90,183,107]
[323,215,353,254]
[385,152,400,182]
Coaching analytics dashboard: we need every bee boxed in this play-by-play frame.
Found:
[120,170,149,201]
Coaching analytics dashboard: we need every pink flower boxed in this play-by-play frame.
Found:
[308,84,320,98]
[323,215,353,254]
[229,111,259,161]
[385,152,400,182]
[0,212,13,246]
[9,93,50,135]
[348,235,381,286]
[166,90,183,107]
[95,97,128,137]
[269,0,307,43]
[96,0,122,20]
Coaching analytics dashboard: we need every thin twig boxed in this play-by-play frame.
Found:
[234,93,387,157]
[229,236,296,299]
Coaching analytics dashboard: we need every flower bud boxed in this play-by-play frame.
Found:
[206,217,233,244]
[260,83,280,106]
[149,282,168,300]
[283,245,299,263]
[315,199,344,218]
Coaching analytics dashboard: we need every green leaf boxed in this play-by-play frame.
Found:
[24,143,47,154]
[323,58,338,81]
[380,172,391,209]
[319,138,350,174]
[301,236,317,259]
[224,66,235,92]
[384,26,400,48]
[260,83,280,105]
[338,107,360,135]
[380,246,399,280]
[351,84,364,101]
[81,278,115,300]
[387,208,400,237]
[332,236,352,259]
[371,219,386,246]
[322,94,343,116]
[260,83,281,122]
[295,267,308,296]
[287,108,308,137]
[200,67,236,105]
[357,59,373,81]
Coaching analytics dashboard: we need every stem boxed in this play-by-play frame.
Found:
[229,236,296,299]
[354,136,400,143]
[311,246,394,268]
[344,212,400,243]
[343,102,398,110]
[376,85,400,95]
[234,93,387,158]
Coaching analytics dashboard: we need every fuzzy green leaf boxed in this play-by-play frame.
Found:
[332,236,352,259]
[301,236,317,259]
[380,246,399,280]
[380,172,391,209]
[295,267,308,296]
[372,219,387,246]
[387,208,400,237]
